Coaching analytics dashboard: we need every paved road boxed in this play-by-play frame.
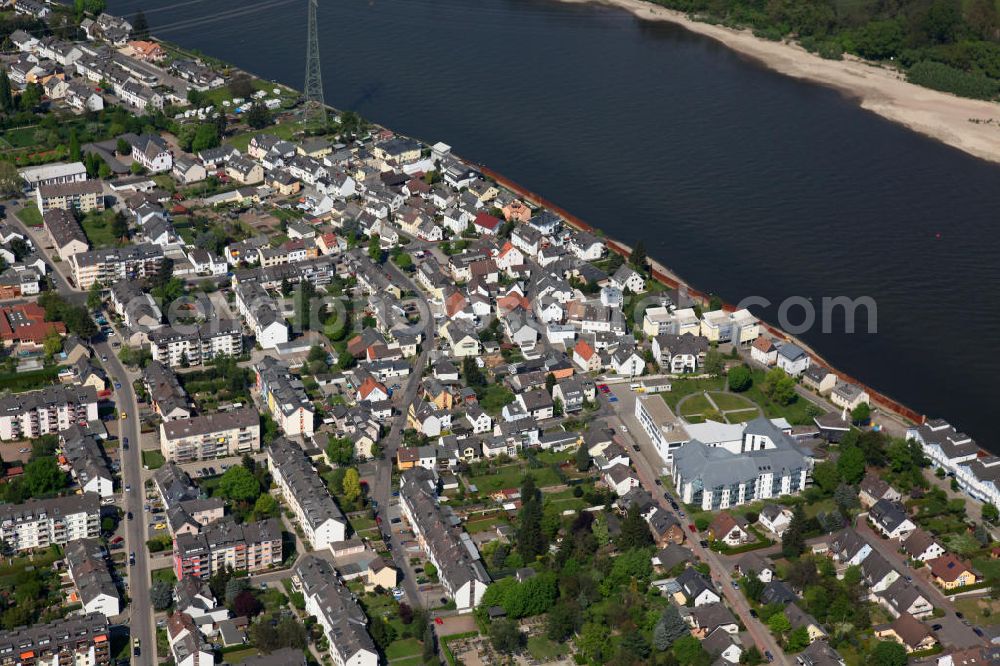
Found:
[9,209,159,662]
[97,337,156,665]
[370,258,434,607]
[604,383,789,665]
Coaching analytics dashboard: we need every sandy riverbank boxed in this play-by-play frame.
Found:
[560,0,1000,165]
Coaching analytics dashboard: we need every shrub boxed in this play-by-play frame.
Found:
[907,60,999,100]
[727,366,752,392]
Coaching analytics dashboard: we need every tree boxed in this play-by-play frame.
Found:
[225,577,250,605]
[741,646,763,665]
[546,602,579,641]
[762,367,797,405]
[218,465,261,503]
[618,509,654,550]
[673,635,710,666]
[86,281,104,311]
[68,130,81,162]
[834,483,860,512]
[233,590,263,617]
[326,435,354,466]
[516,484,546,560]
[229,74,255,99]
[19,82,41,111]
[245,101,271,129]
[852,402,871,424]
[575,445,590,472]
[116,138,131,156]
[0,71,12,112]
[132,11,150,39]
[422,624,436,662]
[742,574,765,602]
[42,331,63,358]
[868,640,907,666]
[983,503,999,524]
[342,468,362,502]
[394,252,413,270]
[248,616,307,653]
[767,611,791,635]
[150,580,173,611]
[252,494,279,520]
[654,605,689,650]
[111,211,129,240]
[704,350,725,375]
[22,457,66,497]
[812,461,839,493]
[837,446,867,485]
[0,161,21,197]
[782,505,807,559]
[191,123,220,152]
[462,356,486,387]
[728,366,752,391]
[489,618,523,654]
[367,234,382,263]
[628,242,647,269]
[370,615,396,650]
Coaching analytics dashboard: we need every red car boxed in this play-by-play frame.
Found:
[434,617,444,625]
[688,524,697,533]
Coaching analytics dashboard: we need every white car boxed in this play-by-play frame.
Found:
[125,484,131,493]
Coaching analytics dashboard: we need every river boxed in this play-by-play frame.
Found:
[110,0,1000,452]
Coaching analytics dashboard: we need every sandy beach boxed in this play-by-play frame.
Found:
[560,0,1000,165]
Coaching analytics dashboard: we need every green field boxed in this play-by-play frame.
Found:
[386,638,423,662]
[0,366,62,393]
[226,122,302,152]
[660,377,725,411]
[467,464,562,494]
[222,648,261,664]
[81,210,122,248]
[527,636,566,660]
[711,392,755,411]
[726,408,760,423]
[679,394,712,417]
[16,202,42,227]
[141,450,165,470]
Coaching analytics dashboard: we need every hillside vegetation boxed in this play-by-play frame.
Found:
[652,0,1000,99]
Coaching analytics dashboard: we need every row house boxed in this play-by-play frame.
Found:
[256,357,315,438]
[0,385,99,440]
[0,613,111,666]
[173,519,282,580]
[0,493,101,551]
[267,438,347,549]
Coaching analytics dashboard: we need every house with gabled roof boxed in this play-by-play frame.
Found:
[876,577,933,619]
[927,553,979,590]
[874,612,937,653]
[707,512,752,547]
[675,567,720,607]
[785,602,826,643]
[859,473,902,509]
[902,528,945,563]
[868,499,916,540]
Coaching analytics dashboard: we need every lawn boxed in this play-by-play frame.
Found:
[464,514,509,534]
[725,408,760,423]
[710,392,756,411]
[16,202,42,227]
[660,377,725,411]
[0,366,61,393]
[527,636,566,660]
[151,567,176,585]
[678,394,712,418]
[222,647,261,664]
[226,121,302,151]
[80,210,123,248]
[142,450,166,470]
[953,596,999,625]
[386,638,423,662]
[467,464,562,494]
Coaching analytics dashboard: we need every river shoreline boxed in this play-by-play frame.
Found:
[558,0,1000,165]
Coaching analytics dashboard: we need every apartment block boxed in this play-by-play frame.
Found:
[70,243,164,290]
[399,468,490,611]
[0,493,101,551]
[233,281,289,350]
[36,179,104,214]
[149,320,242,368]
[159,407,260,462]
[292,556,378,666]
[255,357,314,437]
[0,384,99,440]
[42,207,89,262]
[267,438,346,549]
[65,538,121,617]
[0,613,111,666]
[173,518,282,580]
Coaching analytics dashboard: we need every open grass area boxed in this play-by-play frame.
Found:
[386,638,423,662]
[222,647,261,664]
[660,377,725,411]
[711,392,756,411]
[141,450,165,470]
[80,210,123,248]
[467,464,562,494]
[0,366,61,393]
[726,408,760,423]
[527,635,567,660]
[226,121,302,152]
[953,596,999,625]
[464,514,509,534]
[679,394,712,417]
[16,202,42,227]
[151,567,176,585]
